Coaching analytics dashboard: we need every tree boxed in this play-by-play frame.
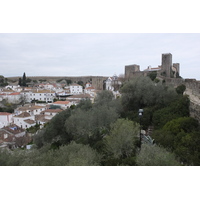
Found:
[121,76,178,112]
[104,119,139,160]
[53,142,101,166]
[35,109,72,147]
[94,90,114,107]
[136,144,180,166]
[18,78,22,86]
[65,105,119,145]
[147,71,157,81]
[21,142,101,166]
[176,84,186,95]
[22,72,27,86]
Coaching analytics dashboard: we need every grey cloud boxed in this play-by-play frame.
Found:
[0,33,200,80]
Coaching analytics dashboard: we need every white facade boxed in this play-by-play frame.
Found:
[0,112,13,128]
[105,77,114,91]
[13,112,35,129]
[22,90,55,103]
[14,105,47,116]
[52,101,71,110]
[5,85,22,92]
[42,109,62,120]
[7,93,22,104]
[69,84,83,94]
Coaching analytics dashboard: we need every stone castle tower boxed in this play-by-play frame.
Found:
[125,53,180,80]
[161,53,172,77]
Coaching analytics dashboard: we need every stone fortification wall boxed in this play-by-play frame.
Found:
[164,77,200,123]
[164,77,200,97]
[7,76,108,90]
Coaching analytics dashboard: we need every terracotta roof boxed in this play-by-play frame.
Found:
[85,87,95,90]
[9,92,21,95]
[17,105,46,112]
[31,89,54,93]
[53,101,70,105]
[2,124,25,134]
[67,94,92,99]
[0,112,12,116]
[24,119,36,124]
[70,83,81,86]
[44,109,63,113]
[35,115,50,123]
[15,112,31,118]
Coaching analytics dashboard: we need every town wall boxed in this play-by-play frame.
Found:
[6,76,108,90]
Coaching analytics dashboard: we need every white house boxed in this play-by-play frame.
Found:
[13,112,35,129]
[5,85,22,92]
[52,101,71,110]
[84,86,95,94]
[14,104,47,116]
[41,109,63,120]
[66,94,94,104]
[0,112,13,128]
[85,82,92,88]
[0,124,27,149]
[105,75,122,93]
[7,92,22,104]
[22,89,55,103]
[69,84,83,94]
[39,83,56,90]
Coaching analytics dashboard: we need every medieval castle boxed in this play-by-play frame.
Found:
[125,53,180,80]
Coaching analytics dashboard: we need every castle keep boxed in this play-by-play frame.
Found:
[125,53,180,80]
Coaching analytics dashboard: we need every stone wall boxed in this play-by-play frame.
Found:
[7,76,108,91]
[164,77,200,123]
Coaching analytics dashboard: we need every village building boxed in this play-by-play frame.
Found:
[0,112,13,128]
[41,109,63,120]
[0,92,22,104]
[22,89,55,103]
[14,104,47,116]
[69,83,83,94]
[13,112,35,129]
[66,94,94,104]
[5,85,22,92]
[52,101,71,110]
[0,124,29,149]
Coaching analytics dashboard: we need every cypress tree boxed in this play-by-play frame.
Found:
[22,72,27,86]
[18,78,22,86]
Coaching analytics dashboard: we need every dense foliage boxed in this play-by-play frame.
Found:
[1,76,200,166]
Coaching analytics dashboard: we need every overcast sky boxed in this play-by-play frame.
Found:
[0,33,200,80]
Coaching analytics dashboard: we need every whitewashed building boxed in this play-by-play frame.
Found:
[14,104,47,116]
[41,109,63,120]
[22,89,55,103]
[13,112,35,129]
[69,84,83,94]
[52,101,71,110]
[0,112,13,128]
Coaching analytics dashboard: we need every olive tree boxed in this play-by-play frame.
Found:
[136,144,180,166]
[104,119,140,159]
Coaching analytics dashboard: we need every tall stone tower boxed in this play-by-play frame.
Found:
[161,53,172,77]
[125,64,140,79]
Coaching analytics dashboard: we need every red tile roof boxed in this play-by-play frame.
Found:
[15,112,31,118]
[44,109,63,113]
[9,92,21,95]
[53,101,70,105]
[0,112,12,116]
